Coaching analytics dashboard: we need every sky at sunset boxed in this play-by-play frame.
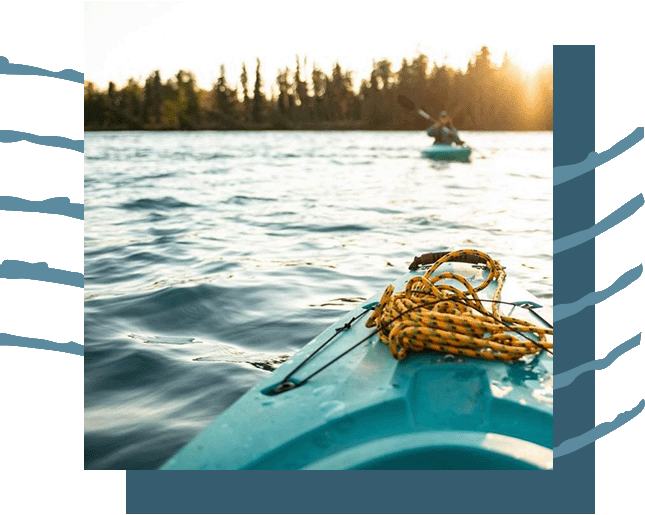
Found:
[85,0,553,90]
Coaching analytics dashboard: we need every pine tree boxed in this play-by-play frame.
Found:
[241,63,250,121]
[153,71,163,124]
[252,58,264,123]
[217,65,231,115]
[185,72,200,121]
[311,64,329,120]
[294,56,309,119]
[276,68,290,115]
[143,74,154,124]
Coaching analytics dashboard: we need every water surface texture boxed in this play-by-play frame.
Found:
[84,131,552,469]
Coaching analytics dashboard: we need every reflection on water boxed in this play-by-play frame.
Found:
[84,130,552,469]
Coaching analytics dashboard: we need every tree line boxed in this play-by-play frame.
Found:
[84,46,553,131]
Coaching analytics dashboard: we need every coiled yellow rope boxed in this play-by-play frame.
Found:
[365,249,553,361]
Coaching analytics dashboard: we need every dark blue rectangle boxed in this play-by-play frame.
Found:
[126,45,594,514]
[553,44,595,464]
[552,45,595,513]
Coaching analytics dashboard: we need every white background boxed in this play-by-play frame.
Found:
[0,1,643,514]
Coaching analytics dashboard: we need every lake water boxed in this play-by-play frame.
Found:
[84,130,552,469]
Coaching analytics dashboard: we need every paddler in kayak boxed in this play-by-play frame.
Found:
[427,111,465,146]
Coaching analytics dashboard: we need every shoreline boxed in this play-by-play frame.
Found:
[84,126,553,132]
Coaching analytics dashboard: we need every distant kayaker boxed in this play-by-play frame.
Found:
[427,111,465,146]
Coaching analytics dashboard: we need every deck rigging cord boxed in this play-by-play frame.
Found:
[268,250,553,395]
[366,249,553,361]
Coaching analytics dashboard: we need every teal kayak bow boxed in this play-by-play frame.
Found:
[162,250,553,470]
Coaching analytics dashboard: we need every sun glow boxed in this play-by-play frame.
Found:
[506,48,553,76]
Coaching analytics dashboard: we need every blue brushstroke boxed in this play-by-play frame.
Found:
[554,400,645,458]
[0,196,83,220]
[554,127,644,186]
[0,260,83,288]
[0,130,83,153]
[0,332,83,356]
[0,55,83,84]
[554,194,644,253]
[554,265,642,322]
[554,334,641,389]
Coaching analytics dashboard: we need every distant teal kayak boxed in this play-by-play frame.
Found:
[422,144,472,162]
[162,250,553,470]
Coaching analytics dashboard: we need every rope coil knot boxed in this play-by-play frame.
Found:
[365,249,553,361]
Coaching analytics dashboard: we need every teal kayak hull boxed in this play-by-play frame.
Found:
[422,144,472,162]
[162,261,553,470]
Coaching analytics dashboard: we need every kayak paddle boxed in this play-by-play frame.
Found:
[397,94,434,122]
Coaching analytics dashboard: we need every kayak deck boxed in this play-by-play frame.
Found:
[422,144,472,162]
[162,262,552,470]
